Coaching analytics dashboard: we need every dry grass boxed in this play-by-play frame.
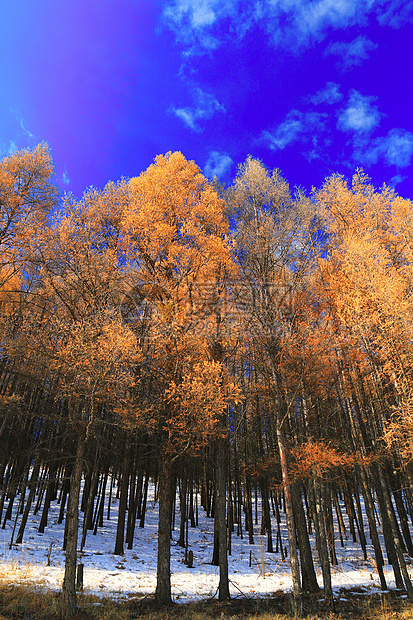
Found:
[0,572,413,620]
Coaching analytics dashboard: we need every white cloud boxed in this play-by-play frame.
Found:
[370,129,413,167]
[0,140,18,158]
[389,173,406,188]
[62,167,70,185]
[325,35,378,71]
[308,82,343,105]
[337,90,381,134]
[376,0,413,27]
[204,150,233,178]
[297,0,364,40]
[353,128,413,169]
[262,110,326,150]
[170,87,225,132]
[384,129,413,166]
[164,0,220,28]
[9,108,35,140]
[163,0,413,55]
[162,0,396,53]
[163,0,235,50]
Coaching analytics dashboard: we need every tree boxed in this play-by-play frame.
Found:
[122,152,240,604]
[29,180,137,619]
[231,156,316,613]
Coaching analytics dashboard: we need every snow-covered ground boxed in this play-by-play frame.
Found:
[0,482,407,602]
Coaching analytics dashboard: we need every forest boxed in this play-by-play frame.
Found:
[1,144,413,619]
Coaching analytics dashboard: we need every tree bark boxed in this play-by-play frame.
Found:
[62,436,86,620]
[310,479,333,609]
[275,414,302,614]
[216,438,230,600]
[291,482,319,594]
[114,439,130,555]
[155,455,175,605]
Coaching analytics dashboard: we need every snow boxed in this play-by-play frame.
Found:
[0,481,408,602]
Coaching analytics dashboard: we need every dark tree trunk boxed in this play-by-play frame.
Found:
[81,466,99,550]
[275,412,302,613]
[310,479,333,609]
[178,476,187,548]
[62,436,86,620]
[359,466,387,590]
[155,455,175,605]
[114,440,130,555]
[245,476,254,544]
[15,460,41,544]
[291,482,319,594]
[353,484,368,561]
[260,478,274,553]
[376,465,413,599]
[216,438,230,601]
[321,481,337,566]
[139,473,149,528]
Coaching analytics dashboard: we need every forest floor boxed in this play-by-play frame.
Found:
[1,583,413,620]
[1,482,413,618]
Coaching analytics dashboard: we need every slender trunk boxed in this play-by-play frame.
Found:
[245,476,254,544]
[275,414,301,613]
[321,481,337,566]
[377,465,413,599]
[139,473,149,528]
[155,455,174,605]
[62,436,86,620]
[217,438,230,601]
[310,478,333,609]
[178,476,187,547]
[114,440,130,555]
[291,482,319,594]
[15,460,41,545]
[359,466,387,590]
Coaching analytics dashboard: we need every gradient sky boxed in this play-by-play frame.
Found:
[1,0,413,200]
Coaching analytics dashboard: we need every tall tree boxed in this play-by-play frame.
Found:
[231,156,315,612]
[122,152,240,604]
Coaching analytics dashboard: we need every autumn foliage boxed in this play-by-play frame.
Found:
[2,146,413,614]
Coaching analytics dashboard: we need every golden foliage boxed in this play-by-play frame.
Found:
[291,439,356,481]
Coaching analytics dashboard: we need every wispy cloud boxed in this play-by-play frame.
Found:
[325,35,378,71]
[307,82,343,105]
[162,0,406,54]
[10,108,35,140]
[0,140,18,158]
[62,167,71,185]
[169,87,225,132]
[262,110,326,150]
[164,0,220,29]
[376,0,413,27]
[337,90,381,134]
[163,0,232,52]
[0,109,36,158]
[204,150,233,178]
[358,128,413,168]
[296,0,366,43]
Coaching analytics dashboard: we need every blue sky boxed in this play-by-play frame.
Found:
[1,0,412,199]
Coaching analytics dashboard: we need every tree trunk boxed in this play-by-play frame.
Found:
[275,414,302,613]
[15,460,41,545]
[359,466,387,590]
[114,439,130,555]
[376,465,413,599]
[217,438,230,600]
[245,476,254,544]
[155,455,174,605]
[62,436,86,620]
[310,479,333,609]
[291,482,319,594]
